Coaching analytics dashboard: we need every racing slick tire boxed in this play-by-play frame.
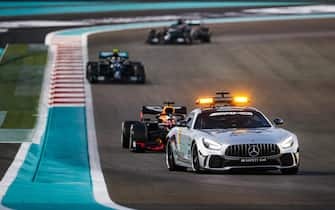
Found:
[191,143,202,173]
[132,62,146,84]
[185,35,193,45]
[166,141,186,171]
[280,166,299,175]
[201,35,211,43]
[86,62,98,83]
[121,121,136,149]
[129,122,147,152]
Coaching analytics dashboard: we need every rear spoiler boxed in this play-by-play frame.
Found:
[186,20,201,26]
[99,51,129,59]
[142,105,187,115]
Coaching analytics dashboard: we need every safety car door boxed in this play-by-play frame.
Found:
[178,113,194,162]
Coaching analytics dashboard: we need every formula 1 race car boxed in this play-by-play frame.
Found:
[121,102,187,152]
[166,92,300,174]
[146,19,211,45]
[86,49,145,84]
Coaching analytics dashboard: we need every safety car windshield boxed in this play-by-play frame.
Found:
[194,111,271,129]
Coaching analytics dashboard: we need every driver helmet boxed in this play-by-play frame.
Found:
[177,18,184,25]
[112,48,119,56]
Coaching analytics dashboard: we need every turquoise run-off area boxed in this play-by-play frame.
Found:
[0,1,310,17]
[2,107,114,210]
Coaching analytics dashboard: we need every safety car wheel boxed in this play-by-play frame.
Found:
[166,141,186,171]
[191,144,202,173]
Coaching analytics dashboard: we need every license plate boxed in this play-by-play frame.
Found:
[98,76,105,81]
[240,158,267,163]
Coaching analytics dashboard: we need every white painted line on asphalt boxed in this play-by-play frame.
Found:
[53,70,83,73]
[50,98,85,102]
[50,93,85,98]
[51,88,85,92]
[52,79,84,83]
[49,103,85,107]
[52,75,84,79]
[51,84,85,89]
[0,44,8,64]
[82,30,133,210]
[52,72,84,76]
[55,60,82,63]
[54,64,83,67]
[0,143,31,210]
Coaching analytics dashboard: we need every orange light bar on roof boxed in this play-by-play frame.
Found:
[233,96,249,104]
[196,97,214,105]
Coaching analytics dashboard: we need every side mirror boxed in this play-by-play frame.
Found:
[273,118,284,125]
[177,120,187,127]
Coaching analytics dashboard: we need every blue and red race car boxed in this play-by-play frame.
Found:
[121,102,187,152]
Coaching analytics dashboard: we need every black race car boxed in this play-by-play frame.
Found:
[86,51,145,83]
[147,20,211,45]
[121,102,187,152]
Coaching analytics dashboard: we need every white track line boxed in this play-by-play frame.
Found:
[82,35,133,210]
[50,94,85,98]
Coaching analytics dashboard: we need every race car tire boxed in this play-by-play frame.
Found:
[191,143,202,173]
[146,29,158,44]
[201,36,211,43]
[184,33,193,45]
[86,62,98,83]
[121,121,136,149]
[166,141,186,171]
[280,166,299,175]
[132,63,146,84]
[185,36,193,45]
[129,122,147,152]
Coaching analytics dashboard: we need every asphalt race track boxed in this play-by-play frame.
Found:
[88,18,335,210]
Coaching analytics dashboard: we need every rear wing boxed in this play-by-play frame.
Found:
[142,105,187,115]
[186,20,201,26]
[99,51,129,59]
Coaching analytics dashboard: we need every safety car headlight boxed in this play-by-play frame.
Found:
[280,136,294,149]
[202,138,221,150]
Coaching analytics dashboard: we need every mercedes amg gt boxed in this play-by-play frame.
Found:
[166,92,300,174]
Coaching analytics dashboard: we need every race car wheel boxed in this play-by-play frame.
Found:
[121,121,135,149]
[280,166,299,175]
[86,62,97,83]
[129,122,147,152]
[191,143,202,173]
[133,63,146,84]
[166,141,185,171]
[201,36,211,43]
[185,34,193,45]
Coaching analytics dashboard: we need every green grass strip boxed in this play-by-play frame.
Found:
[0,44,47,129]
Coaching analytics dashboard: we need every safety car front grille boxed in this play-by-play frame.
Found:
[225,144,280,157]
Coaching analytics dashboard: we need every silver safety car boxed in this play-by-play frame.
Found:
[165,91,300,174]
